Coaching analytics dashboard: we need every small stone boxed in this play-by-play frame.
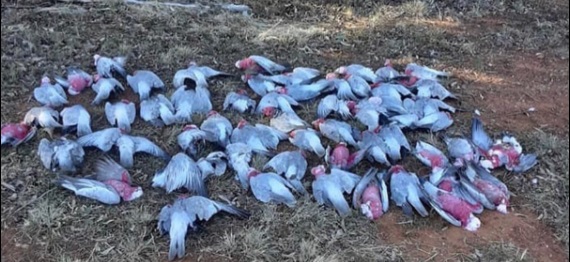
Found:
[8,193,17,200]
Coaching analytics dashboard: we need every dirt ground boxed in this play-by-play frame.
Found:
[1,0,569,261]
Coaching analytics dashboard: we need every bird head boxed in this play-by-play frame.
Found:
[40,76,51,85]
[262,107,276,117]
[325,72,338,80]
[388,165,405,174]
[237,119,248,129]
[235,57,253,70]
[237,89,248,95]
[335,66,348,75]
[93,54,101,66]
[311,118,325,130]
[207,110,219,118]
[384,59,393,68]
[183,124,199,131]
[246,167,260,180]
[310,165,326,177]
[121,99,131,104]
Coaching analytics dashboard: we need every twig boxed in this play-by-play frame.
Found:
[9,187,57,218]
[1,181,16,192]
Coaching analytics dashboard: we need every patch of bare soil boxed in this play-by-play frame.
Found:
[378,207,567,262]
[468,54,569,136]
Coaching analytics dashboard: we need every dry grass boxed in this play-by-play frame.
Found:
[462,241,533,262]
[515,131,570,246]
[1,0,569,261]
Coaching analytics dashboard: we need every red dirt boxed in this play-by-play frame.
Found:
[378,208,567,262]
[463,53,569,136]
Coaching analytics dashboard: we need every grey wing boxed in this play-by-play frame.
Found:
[263,152,287,173]
[250,55,286,74]
[38,139,54,170]
[132,136,169,159]
[140,99,158,121]
[471,117,493,151]
[317,95,337,118]
[127,102,136,123]
[388,125,411,150]
[104,102,116,126]
[352,168,378,209]
[181,196,221,221]
[331,168,361,193]
[76,128,121,152]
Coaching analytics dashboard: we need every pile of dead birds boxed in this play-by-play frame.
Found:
[1,55,538,261]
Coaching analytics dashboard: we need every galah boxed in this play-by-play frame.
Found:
[93,155,132,185]
[152,153,207,196]
[223,89,256,113]
[105,100,136,133]
[414,79,457,100]
[345,74,371,98]
[325,142,366,170]
[140,94,177,127]
[1,123,36,147]
[91,74,125,105]
[54,67,93,96]
[312,118,358,147]
[369,93,408,116]
[471,118,537,173]
[405,63,450,81]
[256,67,321,86]
[420,180,482,232]
[230,119,282,156]
[277,79,333,102]
[414,140,450,171]
[33,76,68,108]
[263,150,308,195]
[23,106,62,138]
[269,111,310,133]
[377,124,411,162]
[157,196,250,261]
[352,168,389,220]
[388,165,429,217]
[188,62,232,79]
[411,97,456,117]
[335,64,377,83]
[326,73,358,101]
[170,85,212,123]
[311,165,361,217]
[173,65,207,89]
[199,111,233,148]
[127,70,166,101]
[114,134,170,168]
[93,54,127,79]
[197,152,228,180]
[371,83,414,99]
[247,168,298,207]
[289,129,326,157]
[375,59,401,83]
[225,142,253,189]
[317,94,352,120]
[428,167,486,214]
[54,174,142,205]
[242,74,277,96]
[352,97,389,131]
[77,127,170,168]
[414,111,454,132]
[177,124,207,157]
[60,104,92,137]
[37,137,85,174]
[389,114,419,129]
[459,161,511,214]
[357,130,391,166]
[235,55,288,75]
[443,136,477,163]
[256,91,299,117]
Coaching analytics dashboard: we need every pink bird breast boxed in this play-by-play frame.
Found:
[1,123,30,140]
[438,193,480,227]
[247,169,260,179]
[473,179,509,209]
[104,180,139,201]
[41,76,51,84]
[325,73,337,80]
[389,165,405,174]
[331,144,349,166]
[419,151,445,169]
[361,184,383,219]
[262,107,275,117]
[69,75,89,93]
[237,119,248,128]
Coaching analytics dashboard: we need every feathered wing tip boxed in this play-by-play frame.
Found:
[289,180,308,196]
[219,202,251,219]
[95,155,131,184]
[512,154,538,174]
